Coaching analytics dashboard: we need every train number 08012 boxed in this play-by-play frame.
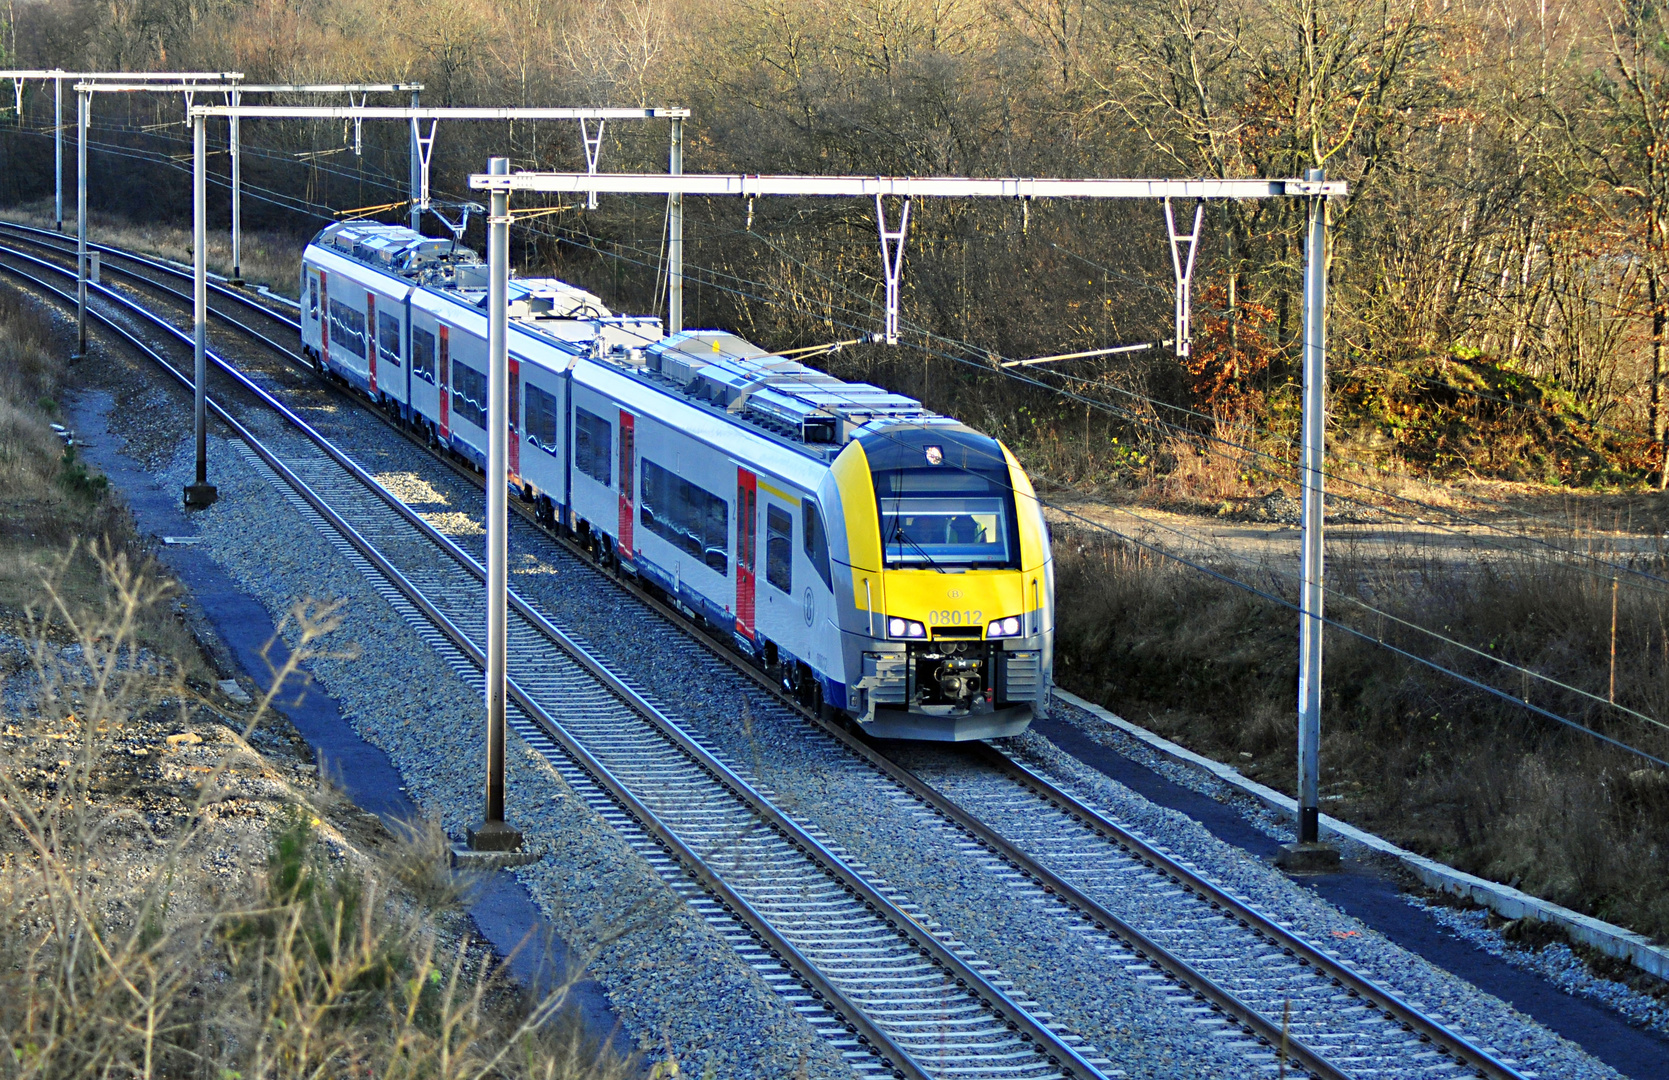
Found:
[927,609,983,627]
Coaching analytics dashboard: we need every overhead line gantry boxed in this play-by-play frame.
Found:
[77,81,424,291]
[0,70,242,234]
[467,165,1346,860]
[167,103,686,517]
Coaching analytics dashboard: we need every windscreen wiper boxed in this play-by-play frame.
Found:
[888,521,946,573]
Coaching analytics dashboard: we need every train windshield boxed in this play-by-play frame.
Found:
[874,468,1017,569]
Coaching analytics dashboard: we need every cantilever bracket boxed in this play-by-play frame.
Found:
[350,91,367,154]
[1165,198,1204,358]
[11,77,22,119]
[430,200,484,241]
[411,117,438,211]
[180,86,195,125]
[579,118,606,209]
[875,194,911,346]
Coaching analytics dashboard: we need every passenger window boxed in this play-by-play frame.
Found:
[766,506,792,593]
[574,407,612,485]
[378,312,401,367]
[410,326,437,382]
[451,364,487,428]
[802,499,832,590]
[308,274,319,321]
[526,384,560,452]
[327,298,367,358]
[641,458,728,576]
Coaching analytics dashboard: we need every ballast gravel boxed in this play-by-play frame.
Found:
[136,433,855,1080]
[94,336,1638,1080]
[1040,694,1669,1043]
[993,726,1628,1079]
[189,382,1620,1078]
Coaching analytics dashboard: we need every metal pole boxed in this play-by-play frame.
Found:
[409,88,422,231]
[229,87,241,282]
[53,75,62,231]
[470,155,521,852]
[1296,167,1327,847]
[184,115,217,508]
[75,89,86,355]
[668,116,683,333]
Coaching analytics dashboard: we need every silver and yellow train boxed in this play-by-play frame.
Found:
[301,220,1053,740]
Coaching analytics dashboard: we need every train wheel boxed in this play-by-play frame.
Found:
[811,679,834,722]
[793,662,815,708]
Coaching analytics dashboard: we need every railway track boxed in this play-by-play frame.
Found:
[0,219,1543,1080]
[0,226,1116,1080]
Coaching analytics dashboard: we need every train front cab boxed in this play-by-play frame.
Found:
[828,425,1053,742]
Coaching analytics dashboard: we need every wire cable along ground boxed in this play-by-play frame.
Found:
[0,223,1552,1079]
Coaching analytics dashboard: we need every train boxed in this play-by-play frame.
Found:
[299,220,1054,741]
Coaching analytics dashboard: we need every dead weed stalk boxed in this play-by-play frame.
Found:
[0,549,632,1079]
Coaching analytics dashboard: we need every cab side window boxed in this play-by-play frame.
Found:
[802,499,832,590]
[766,506,792,593]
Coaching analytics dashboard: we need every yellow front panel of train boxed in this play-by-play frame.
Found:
[878,568,1028,635]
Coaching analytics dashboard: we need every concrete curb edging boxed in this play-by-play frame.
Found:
[1051,687,1669,982]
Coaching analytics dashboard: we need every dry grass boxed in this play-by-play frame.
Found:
[0,556,634,1080]
[1053,526,1669,945]
[0,200,305,298]
[0,287,207,679]
[1146,415,1270,508]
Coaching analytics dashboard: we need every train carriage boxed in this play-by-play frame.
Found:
[301,221,1053,741]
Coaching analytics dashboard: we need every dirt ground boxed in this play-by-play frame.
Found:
[1042,482,1669,582]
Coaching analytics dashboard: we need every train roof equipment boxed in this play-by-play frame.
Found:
[307,220,959,461]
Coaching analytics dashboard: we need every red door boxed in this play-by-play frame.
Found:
[319,272,330,369]
[366,292,378,394]
[508,356,522,481]
[736,468,757,639]
[617,411,635,559]
[438,325,451,439]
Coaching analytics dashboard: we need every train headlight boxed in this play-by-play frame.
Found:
[887,616,927,639]
[986,615,1024,638]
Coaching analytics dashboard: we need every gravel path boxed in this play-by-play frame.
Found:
[1404,894,1669,1034]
